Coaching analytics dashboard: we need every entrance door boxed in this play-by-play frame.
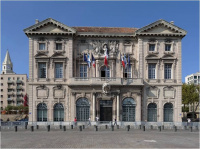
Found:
[100,100,112,121]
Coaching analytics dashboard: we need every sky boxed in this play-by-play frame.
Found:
[1,1,199,82]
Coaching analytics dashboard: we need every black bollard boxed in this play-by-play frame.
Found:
[71,125,73,129]
[126,125,130,131]
[15,126,17,132]
[117,125,119,129]
[162,125,164,130]
[79,126,82,131]
[63,126,66,131]
[143,125,145,131]
[37,125,39,129]
[95,125,98,131]
[47,125,50,132]
[25,125,27,130]
[190,126,193,132]
[111,125,114,131]
[82,125,85,129]
[60,125,62,129]
[105,125,108,129]
[31,126,34,132]
[150,125,153,130]
[174,126,177,132]
[159,126,161,132]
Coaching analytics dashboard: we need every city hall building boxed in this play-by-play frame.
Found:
[24,18,186,124]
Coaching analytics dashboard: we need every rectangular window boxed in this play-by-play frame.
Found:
[38,63,46,78]
[1,83,3,86]
[164,63,172,79]
[165,44,171,51]
[1,95,3,98]
[8,95,11,98]
[39,43,45,50]
[17,77,20,80]
[56,43,62,50]
[148,64,156,79]
[1,77,3,80]
[55,63,63,78]
[1,89,3,92]
[80,64,87,78]
[149,44,155,51]
[8,77,11,80]
[194,76,197,79]
[124,66,132,78]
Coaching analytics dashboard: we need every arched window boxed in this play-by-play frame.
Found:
[76,98,90,121]
[122,98,136,121]
[164,103,173,122]
[147,103,157,122]
[101,66,110,78]
[54,103,64,121]
[37,103,47,121]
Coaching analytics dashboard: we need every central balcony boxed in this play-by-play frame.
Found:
[68,77,143,86]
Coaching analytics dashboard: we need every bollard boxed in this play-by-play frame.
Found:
[126,125,130,131]
[150,125,153,130]
[25,125,27,130]
[111,125,114,131]
[79,126,82,131]
[47,125,50,132]
[142,125,145,131]
[162,125,164,130]
[158,126,161,132]
[105,125,108,129]
[82,125,85,129]
[117,125,119,129]
[63,126,66,131]
[31,126,34,132]
[15,126,17,132]
[37,125,39,129]
[184,126,187,130]
[71,125,73,129]
[174,126,177,132]
[95,125,98,131]
[60,125,62,129]
[190,126,193,132]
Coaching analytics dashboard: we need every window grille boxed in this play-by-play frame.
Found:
[38,63,46,78]
[164,64,172,79]
[54,103,64,121]
[39,43,45,50]
[80,64,87,78]
[37,103,47,121]
[149,44,155,51]
[124,65,132,78]
[164,103,173,122]
[122,98,136,122]
[148,64,156,79]
[147,103,157,122]
[55,63,63,78]
[76,98,90,121]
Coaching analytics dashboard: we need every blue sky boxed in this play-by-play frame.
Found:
[1,1,199,82]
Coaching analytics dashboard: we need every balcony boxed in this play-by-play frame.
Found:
[68,77,143,86]
[16,98,23,101]
[16,80,23,84]
[16,86,23,90]
[7,98,13,101]
[7,80,14,84]
[16,92,23,95]
[7,92,14,95]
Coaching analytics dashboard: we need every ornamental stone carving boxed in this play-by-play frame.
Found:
[102,83,111,94]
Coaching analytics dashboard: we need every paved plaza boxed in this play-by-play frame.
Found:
[1,126,199,148]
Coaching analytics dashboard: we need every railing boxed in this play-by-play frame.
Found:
[16,86,23,89]
[16,80,23,84]
[16,98,23,101]
[7,98,13,101]
[68,77,143,85]
[7,80,14,84]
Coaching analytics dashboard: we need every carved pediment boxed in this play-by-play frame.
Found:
[53,84,66,99]
[35,52,49,58]
[51,52,65,58]
[162,54,176,60]
[24,18,76,35]
[145,54,159,60]
[135,19,187,36]
[146,86,160,99]
[36,85,49,99]
[163,86,176,99]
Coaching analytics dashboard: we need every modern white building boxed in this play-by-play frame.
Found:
[24,18,187,124]
[185,72,200,85]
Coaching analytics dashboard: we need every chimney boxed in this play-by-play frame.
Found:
[35,19,39,24]
[170,21,174,25]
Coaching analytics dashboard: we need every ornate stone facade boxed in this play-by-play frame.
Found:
[24,18,186,123]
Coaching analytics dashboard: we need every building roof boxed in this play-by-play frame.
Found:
[72,27,138,34]
[3,50,12,65]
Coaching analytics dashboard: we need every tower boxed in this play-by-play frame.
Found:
[1,50,15,74]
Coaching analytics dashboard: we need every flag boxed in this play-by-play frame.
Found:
[104,48,108,67]
[87,53,91,68]
[23,94,28,107]
[121,54,125,68]
[128,54,130,68]
[124,55,127,68]
[92,54,95,68]
[83,53,87,62]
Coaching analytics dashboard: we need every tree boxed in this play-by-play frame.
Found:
[182,83,199,117]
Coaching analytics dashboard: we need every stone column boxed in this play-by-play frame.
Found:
[136,93,141,122]
[96,60,99,77]
[117,94,120,121]
[93,93,96,121]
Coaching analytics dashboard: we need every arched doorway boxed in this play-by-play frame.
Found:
[54,103,64,121]
[76,98,90,121]
[164,103,173,122]
[37,103,47,121]
[147,103,157,122]
[122,98,136,121]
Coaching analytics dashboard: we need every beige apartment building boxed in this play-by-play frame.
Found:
[24,18,186,123]
[0,51,27,110]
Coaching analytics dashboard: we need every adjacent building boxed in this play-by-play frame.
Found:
[24,18,186,123]
[185,72,200,85]
[0,50,27,110]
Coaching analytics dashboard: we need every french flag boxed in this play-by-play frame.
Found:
[104,48,108,67]
[124,55,127,68]
[121,55,125,68]
[87,53,91,68]
[92,54,95,68]
[128,54,130,68]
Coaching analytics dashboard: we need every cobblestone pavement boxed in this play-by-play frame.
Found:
[1,126,199,148]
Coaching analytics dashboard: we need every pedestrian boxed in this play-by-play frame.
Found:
[96,116,99,125]
[88,117,91,126]
[187,118,191,126]
[7,118,10,121]
[74,117,77,126]
[113,118,117,126]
